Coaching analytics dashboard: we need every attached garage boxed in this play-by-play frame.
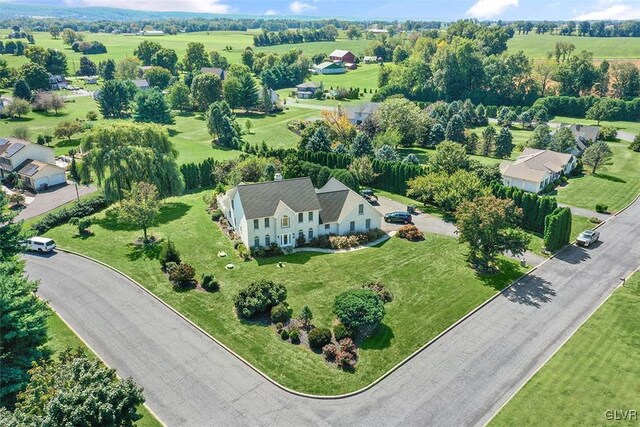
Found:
[16,159,66,191]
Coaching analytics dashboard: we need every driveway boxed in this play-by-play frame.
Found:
[16,183,97,221]
[24,195,640,426]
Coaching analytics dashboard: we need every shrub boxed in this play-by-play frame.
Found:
[160,240,181,270]
[169,263,196,288]
[334,289,385,330]
[396,225,424,241]
[86,111,98,121]
[289,329,300,344]
[322,344,338,361]
[201,274,219,292]
[211,209,223,221]
[338,338,357,355]
[270,303,290,323]
[164,262,179,273]
[308,327,332,349]
[280,329,289,340]
[31,194,107,234]
[361,281,394,303]
[599,125,618,141]
[571,159,584,176]
[298,305,313,329]
[335,351,356,369]
[275,322,284,331]
[234,280,287,318]
[589,217,602,224]
[237,243,251,260]
[333,323,352,341]
[306,229,385,249]
[595,203,608,213]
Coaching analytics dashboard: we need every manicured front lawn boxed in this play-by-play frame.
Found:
[46,312,161,427]
[555,141,640,212]
[491,273,640,426]
[43,191,525,395]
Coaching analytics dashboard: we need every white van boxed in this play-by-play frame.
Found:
[24,237,57,253]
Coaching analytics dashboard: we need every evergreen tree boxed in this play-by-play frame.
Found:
[98,80,137,119]
[429,123,446,146]
[549,127,575,153]
[206,101,241,149]
[351,132,374,157]
[375,144,399,162]
[237,73,259,113]
[78,56,97,76]
[629,134,640,152]
[0,192,23,262]
[12,79,31,100]
[99,58,116,80]
[480,125,496,156]
[305,126,331,152]
[445,114,466,143]
[528,124,552,149]
[494,127,514,158]
[134,89,172,124]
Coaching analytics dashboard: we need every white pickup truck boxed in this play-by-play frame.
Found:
[576,230,600,247]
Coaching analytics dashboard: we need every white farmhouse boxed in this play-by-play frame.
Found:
[500,148,576,193]
[0,138,66,190]
[218,176,383,249]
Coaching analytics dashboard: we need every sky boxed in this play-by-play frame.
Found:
[9,0,640,20]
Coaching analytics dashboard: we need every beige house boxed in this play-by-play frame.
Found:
[500,148,576,193]
[0,138,66,190]
[218,176,382,249]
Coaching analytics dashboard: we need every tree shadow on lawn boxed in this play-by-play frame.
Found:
[254,251,327,266]
[359,323,394,351]
[476,258,525,292]
[502,274,556,308]
[594,173,626,183]
[167,128,182,137]
[126,238,165,261]
[98,202,192,232]
[54,138,82,148]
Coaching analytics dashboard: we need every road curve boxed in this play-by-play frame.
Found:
[25,197,640,427]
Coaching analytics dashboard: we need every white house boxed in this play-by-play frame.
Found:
[313,62,346,75]
[0,138,66,190]
[500,148,576,193]
[346,102,380,125]
[139,30,164,36]
[295,82,322,99]
[218,176,383,249]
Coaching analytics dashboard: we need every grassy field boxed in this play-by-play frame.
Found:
[491,272,640,426]
[43,191,525,395]
[0,30,372,69]
[553,116,640,137]
[555,140,640,212]
[508,33,640,60]
[46,312,161,427]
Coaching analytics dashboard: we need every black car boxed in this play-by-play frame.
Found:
[384,211,412,224]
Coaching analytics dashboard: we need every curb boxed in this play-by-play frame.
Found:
[43,304,166,427]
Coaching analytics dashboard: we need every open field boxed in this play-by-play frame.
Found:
[43,191,524,395]
[46,311,161,427]
[491,272,640,426]
[0,30,372,69]
[555,140,640,212]
[508,34,640,60]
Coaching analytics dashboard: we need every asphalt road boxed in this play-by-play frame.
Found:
[25,197,640,427]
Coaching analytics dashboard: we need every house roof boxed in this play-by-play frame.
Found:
[296,82,320,90]
[15,159,48,177]
[235,177,322,220]
[315,61,344,70]
[200,67,225,77]
[569,124,600,142]
[500,148,573,183]
[346,102,380,120]
[0,138,28,158]
[132,79,149,88]
[316,178,367,224]
[329,49,353,58]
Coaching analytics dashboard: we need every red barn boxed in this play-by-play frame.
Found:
[329,49,356,64]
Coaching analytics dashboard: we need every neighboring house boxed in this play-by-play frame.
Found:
[49,75,68,90]
[0,138,66,190]
[500,148,576,193]
[329,50,356,64]
[0,97,12,116]
[132,79,150,90]
[362,56,380,64]
[346,102,380,125]
[139,30,164,36]
[84,76,98,84]
[200,67,227,81]
[569,124,600,153]
[258,87,280,106]
[218,176,383,249]
[313,61,346,75]
[295,82,322,99]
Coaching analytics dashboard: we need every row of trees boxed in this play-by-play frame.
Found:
[253,26,338,47]
[544,207,572,252]
[491,184,558,234]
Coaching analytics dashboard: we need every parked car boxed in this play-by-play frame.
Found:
[360,188,378,204]
[576,230,600,247]
[384,211,412,224]
[23,236,57,252]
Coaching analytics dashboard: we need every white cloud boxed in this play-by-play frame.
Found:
[289,1,317,14]
[63,0,231,13]
[466,0,518,19]
[573,3,640,20]
[265,9,279,15]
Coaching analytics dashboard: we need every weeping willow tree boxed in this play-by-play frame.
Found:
[81,121,184,201]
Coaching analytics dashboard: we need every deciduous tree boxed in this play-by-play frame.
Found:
[582,141,612,174]
[117,182,161,242]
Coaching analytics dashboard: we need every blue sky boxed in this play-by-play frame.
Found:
[10,0,640,20]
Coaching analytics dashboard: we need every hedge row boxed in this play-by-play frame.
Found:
[544,207,572,252]
[180,158,218,191]
[533,96,640,121]
[31,193,107,234]
[491,184,558,234]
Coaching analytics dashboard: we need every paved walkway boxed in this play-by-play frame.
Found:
[25,196,640,426]
[16,183,97,221]
[558,203,610,221]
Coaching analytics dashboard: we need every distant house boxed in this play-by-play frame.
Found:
[84,76,98,84]
[200,67,226,81]
[139,30,164,36]
[0,138,66,190]
[295,82,322,99]
[329,50,356,64]
[500,148,576,193]
[346,102,380,125]
[0,97,12,116]
[569,124,600,152]
[49,75,68,90]
[362,56,380,64]
[313,62,346,75]
[132,79,150,90]
[217,176,383,249]
[258,87,280,107]
[367,28,388,34]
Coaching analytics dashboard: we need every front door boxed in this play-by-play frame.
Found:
[280,234,290,246]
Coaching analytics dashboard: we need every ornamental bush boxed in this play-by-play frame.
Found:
[280,329,289,340]
[595,203,608,213]
[270,302,290,323]
[308,327,332,350]
[362,281,394,303]
[201,274,219,292]
[234,280,287,318]
[335,351,356,369]
[322,343,338,361]
[289,329,300,344]
[160,240,181,270]
[397,224,424,241]
[333,323,352,341]
[169,263,196,288]
[333,289,385,330]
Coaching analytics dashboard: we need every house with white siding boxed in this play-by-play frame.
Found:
[0,138,66,190]
[500,148,576,193]
[218,176,382,249]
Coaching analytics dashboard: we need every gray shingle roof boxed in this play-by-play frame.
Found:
[317,190,349,223]
[236,177,322,220]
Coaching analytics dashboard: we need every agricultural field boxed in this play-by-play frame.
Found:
[491,272,640,426]
[43,191,525,395]
[508,33,640,60]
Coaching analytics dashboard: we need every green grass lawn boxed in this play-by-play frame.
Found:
[43,191,525,395]
[491,272,640,426]
[46,312,161,427]
[553,116,640,137]
[508,33,640,60]
[555,141,640,212]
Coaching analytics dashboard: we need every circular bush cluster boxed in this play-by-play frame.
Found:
[308,327,332,350]
[333,289,385,330]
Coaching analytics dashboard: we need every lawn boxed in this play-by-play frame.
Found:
[508,33,640,60]
[43,191,525,395]
[491,272,640,426]
[46,312,161,427]
[553,116,640,138]
[555,140,640,212]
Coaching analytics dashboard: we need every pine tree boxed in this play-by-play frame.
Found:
[445,114,466,143]
[12,79,31,100]
[351,132,374,157]
[494,127,514,159]
[238,73,259,113]
[305,126,331,152]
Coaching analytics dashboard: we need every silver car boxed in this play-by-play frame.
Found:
[577,230,600,247]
